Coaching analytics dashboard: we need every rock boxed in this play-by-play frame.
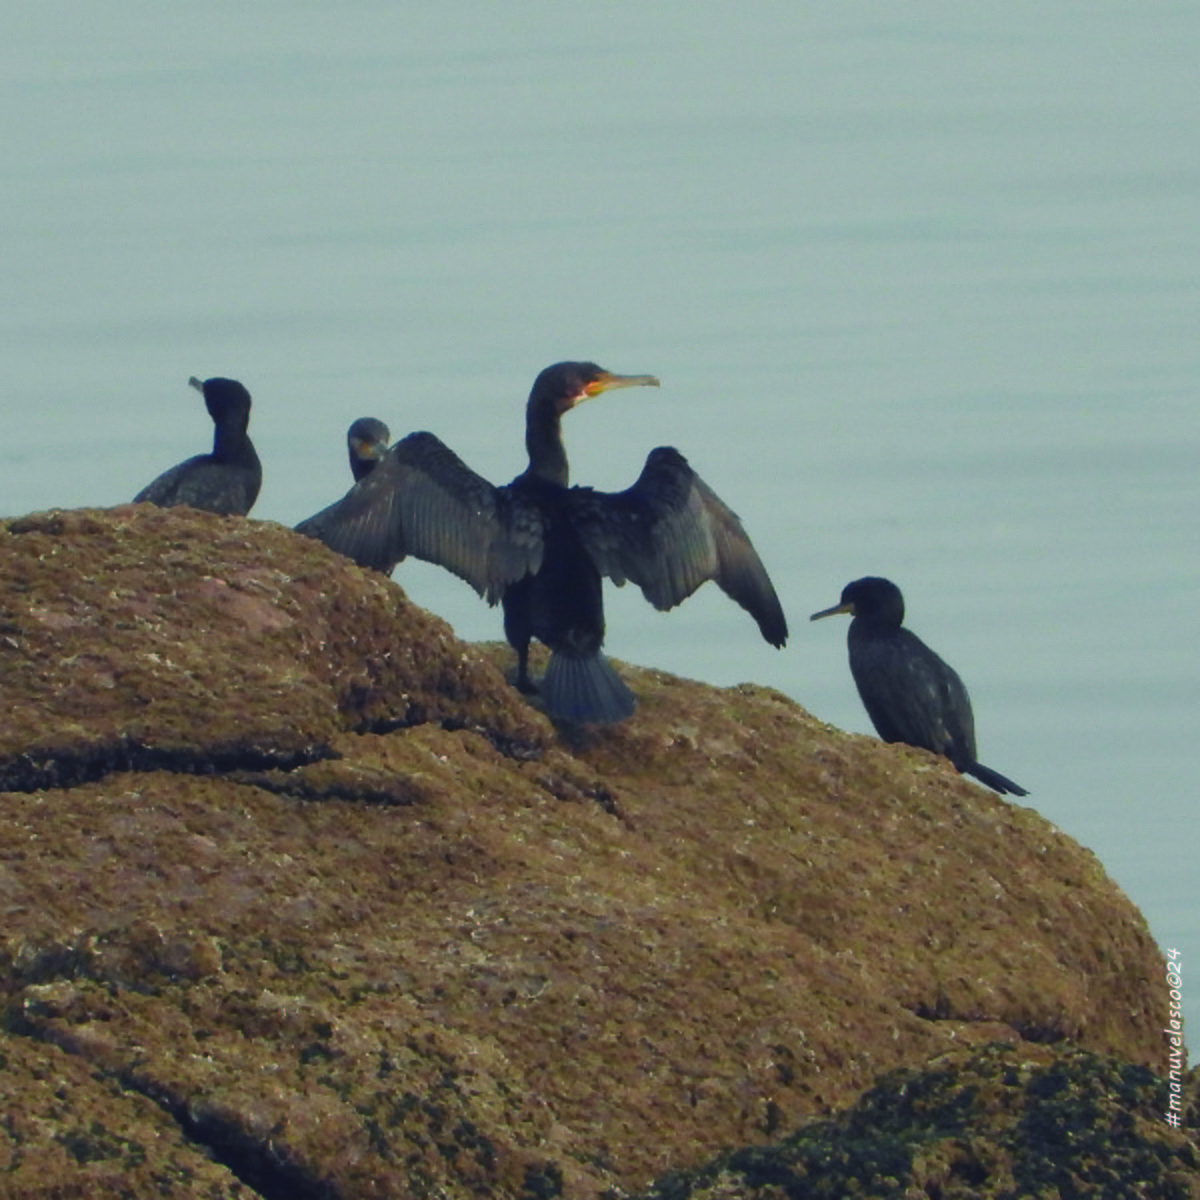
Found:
[633,1041,1200,1199]
[0,506,1188,1198]
[0,505,542,791]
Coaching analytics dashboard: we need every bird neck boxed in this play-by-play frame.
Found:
[350,456,377,483]
[850,613,906,648]
[212,421,257,467]
[524,401,570,486]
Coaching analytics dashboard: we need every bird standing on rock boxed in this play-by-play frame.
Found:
[133,376,261,516]
[295,361,789,724]
[811,576,1027,796]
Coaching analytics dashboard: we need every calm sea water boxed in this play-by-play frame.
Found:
[3,4,1197,1050]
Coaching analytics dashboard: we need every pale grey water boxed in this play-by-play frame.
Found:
[3,5,1197,1052]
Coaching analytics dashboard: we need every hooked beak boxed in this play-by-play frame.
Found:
[582,371,661,399]
[810,600,855,622]
[353,438,389,461]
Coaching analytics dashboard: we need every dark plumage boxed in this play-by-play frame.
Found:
[134,376,261,515]
[344,418,392,483]
[295,418,393,557]
[811,576,1027,796]
[296,361,789,724]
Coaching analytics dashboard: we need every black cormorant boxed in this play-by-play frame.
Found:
[134,376,261,516]
[297,419,391,519]
[297,361,789,724]
[343,418,392,483]
[296,417,395,566]
[811,576,1027,796]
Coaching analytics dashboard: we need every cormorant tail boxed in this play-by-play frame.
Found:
[540,651,636,725]
[963,760,1028,797]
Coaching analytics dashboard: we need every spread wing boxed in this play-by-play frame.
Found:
[294,431,543,602]
[567,446,788,647]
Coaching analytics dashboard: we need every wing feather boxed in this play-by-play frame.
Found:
[568,446,788,646]
[134,456,260,516]
[295,431,542,601]
[851,631,976,761]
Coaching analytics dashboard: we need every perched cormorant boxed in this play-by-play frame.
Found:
[342,418,392,483]
[297,361,789,724]
[296,417,397,569]
[134,376,261,516]
[810,576,1027,796]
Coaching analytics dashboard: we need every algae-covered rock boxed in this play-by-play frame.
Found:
[635,1042,1200,1199]
[0,505,542,790]
[0,506,1188,1198]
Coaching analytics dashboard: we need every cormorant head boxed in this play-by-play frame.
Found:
[346,417,392,482]
[811,576,906,627]
[529,361,661,416]
[189,376,253,429]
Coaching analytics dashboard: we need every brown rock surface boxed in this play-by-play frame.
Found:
[633,1042,1200,1199]
[0,506,1181,1197]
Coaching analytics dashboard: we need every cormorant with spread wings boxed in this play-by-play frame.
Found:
[295,362,788,723]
